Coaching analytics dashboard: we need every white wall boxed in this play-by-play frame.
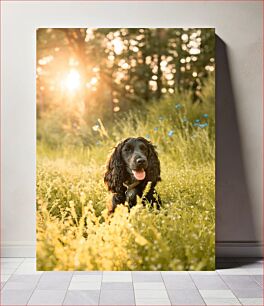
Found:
[1,1,262,257]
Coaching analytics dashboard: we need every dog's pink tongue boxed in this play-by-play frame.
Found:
[132,170,146,180]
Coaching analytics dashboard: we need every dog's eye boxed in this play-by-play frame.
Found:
[139,145,147,151]
[124,146,132,152]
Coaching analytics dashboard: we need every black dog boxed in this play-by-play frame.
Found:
[104,137,161,213]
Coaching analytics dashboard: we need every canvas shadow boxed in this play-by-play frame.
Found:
[215,36,259,268]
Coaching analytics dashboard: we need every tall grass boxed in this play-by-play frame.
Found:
[37,79,215,271]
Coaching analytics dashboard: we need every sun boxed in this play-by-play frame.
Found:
[65,69,81,92]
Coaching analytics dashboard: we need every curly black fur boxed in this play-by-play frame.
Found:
[104,137,161,213]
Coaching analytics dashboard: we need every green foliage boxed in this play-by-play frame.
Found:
[37,82,215,271]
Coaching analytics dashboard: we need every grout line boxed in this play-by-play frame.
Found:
[248,273,264,289]
[131,271,137,306]
[188,271,208,305]
[61,271,74,306]
[159,271,172,306]
[0,259,22,287]
[25,268,46,305]
[250,274,263,288]
[130,272,171,305]
[0,276,9,290]
[217,272,243,305]
[7,257,26,276]
[96,271,103,306]
[22,258,28,264]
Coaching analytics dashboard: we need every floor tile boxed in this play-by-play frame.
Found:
[239,298,264,305]
[189,271,218,276]
[167,289,205,305]
[101,281,133,290]
[245,268,263,275]
[0,258,25,263]
[102,272,132,282]
[203,297,241,305]
[99,289,135,305]
[74,270,102,275]
[1,288,33,305]
[132,272,163,282]
[135,298,171,305]
[63,290,100,305]
[199,289,236,298]
[133,271,161,275]
[161,271,189,275]
[40,272,73,278]
[217,268,249,275]
[41,271,72,277]
[135,289,169,299]
[1,256,263,306]
[71,275,101,282]
[37,279,71,290]
[1,262,21,269]
[240,262,263,269]
[134,282,166,290]
[231,287,263,298]
[252,275,263,287]
[2,267,18,274]
[221,275,261,290]
[23,258,36,263]
[69,281,101,290]
[103,271,132,275]
[16,262,36,270]
[1,275,11,282]
[15,270,43,276]
[8,274,41,283]
[162,274,196,289]
[14,262,43,275]
[28,289,66,305]
[3,281,37,290]
[191,275,228,289]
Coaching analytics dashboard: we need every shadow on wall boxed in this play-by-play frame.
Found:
[215,36,258,261]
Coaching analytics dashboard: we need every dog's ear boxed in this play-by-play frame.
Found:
[104,140,127,193]
[138,137,161,184]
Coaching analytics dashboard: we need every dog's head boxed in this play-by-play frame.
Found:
[104,137,161,193]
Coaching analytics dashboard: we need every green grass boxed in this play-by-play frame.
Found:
[37,82,215,271]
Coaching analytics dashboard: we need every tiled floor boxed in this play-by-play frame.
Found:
[0,258,263,305]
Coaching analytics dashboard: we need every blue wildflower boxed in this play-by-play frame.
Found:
[198,123,208,128]
[154,127,158,131]
[175,103,182,109]
[194,119,200,123]
[168,130,174,137]
[203,114,209,118]
[193,123,199,127]
[145,134,150,139]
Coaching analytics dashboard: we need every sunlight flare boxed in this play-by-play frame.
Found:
[65,69,81,92]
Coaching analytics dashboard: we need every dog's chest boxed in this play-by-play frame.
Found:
[123,180,141,202]
[125,188,138,202]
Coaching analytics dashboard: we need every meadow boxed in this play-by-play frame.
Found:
[36,79,215,271]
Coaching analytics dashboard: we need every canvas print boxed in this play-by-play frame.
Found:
[37,28,215,271]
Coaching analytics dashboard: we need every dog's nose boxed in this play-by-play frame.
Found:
[136,158,146,165]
